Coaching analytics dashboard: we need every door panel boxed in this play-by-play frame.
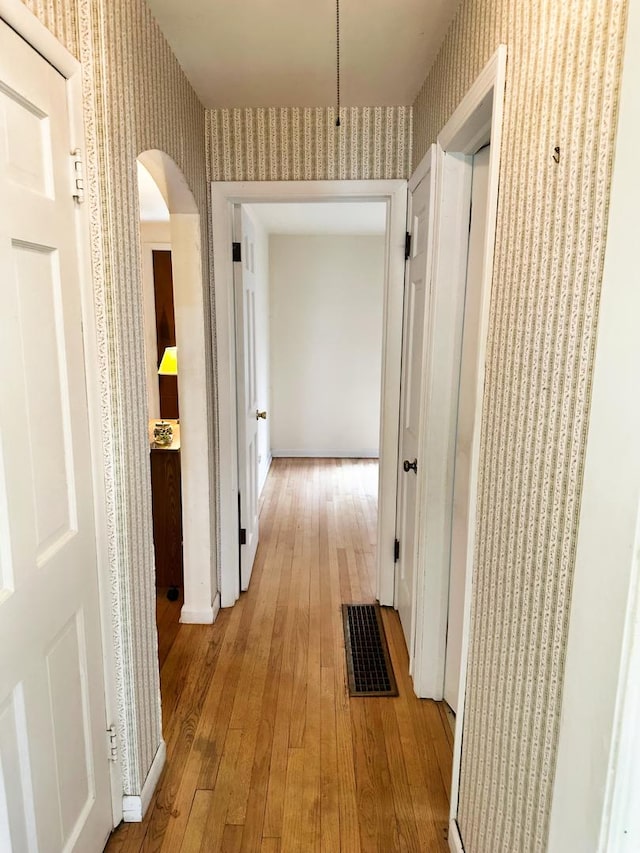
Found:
[396,147,436,653]
[444,145,491,712]
[234,207,260,590]
[0,19,112,852]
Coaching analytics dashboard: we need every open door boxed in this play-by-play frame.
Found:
[444,144,491,713]
[0,19,113,851]
[233,206,261,591]
[395,146,436,655]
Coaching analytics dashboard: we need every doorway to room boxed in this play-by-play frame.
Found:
[212,180,407,615]
[232,200,388,593]
[137,161,183,618]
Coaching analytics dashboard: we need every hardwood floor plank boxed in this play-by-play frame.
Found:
[105,459,452,853]
[221,824,243,852]
[178,790,213,853]
[199,728,243,851]
[319,667,339,853]
[281,747,305,852]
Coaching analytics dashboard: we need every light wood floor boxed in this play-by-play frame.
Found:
[105,458,452,852]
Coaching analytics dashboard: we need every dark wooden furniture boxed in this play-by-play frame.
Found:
[149,420,183,594]
[153,249,179,419]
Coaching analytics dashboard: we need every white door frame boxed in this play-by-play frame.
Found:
[0,0,122,826]
[212,179,407,608]
[395,145,437,663]
[399,47,506,849]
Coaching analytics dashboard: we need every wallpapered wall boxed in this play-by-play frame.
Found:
[207,107,412,181]
[413,1,627,851]
[21,0,212,797]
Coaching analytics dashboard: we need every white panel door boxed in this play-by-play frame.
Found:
[444,145,491,712]
[395,147,436,652]
[234,206,260,591]
[0,20,112,852]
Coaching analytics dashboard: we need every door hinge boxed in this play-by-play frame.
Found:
[239,527,247,546]
[468,200,473,233]
[106,725,118,762]
[71,148,85,204]
[405,232,412,260]
[394,538,400,563]
[232,241,242,262]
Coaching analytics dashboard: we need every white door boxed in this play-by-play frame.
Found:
[444,144,491,712]
[0,20,113,852]
[234,206,260,591]
[395,147,436,652]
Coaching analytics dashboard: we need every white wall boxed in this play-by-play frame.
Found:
[139,220,171,420]
[243,206,271,493]
[269,234,385,457]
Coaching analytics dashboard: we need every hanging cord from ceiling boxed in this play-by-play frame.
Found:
[335,0,341,127]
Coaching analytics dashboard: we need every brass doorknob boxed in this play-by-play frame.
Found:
[256,410,267,420]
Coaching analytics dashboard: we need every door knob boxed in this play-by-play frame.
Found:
[403,458,418,473]
[256,410,267,420]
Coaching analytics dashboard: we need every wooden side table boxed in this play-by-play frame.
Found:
[149,420,183,598]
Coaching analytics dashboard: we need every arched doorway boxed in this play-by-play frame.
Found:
[136,150,216,625]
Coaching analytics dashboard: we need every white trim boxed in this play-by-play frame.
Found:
[122,741,166,822]
[137,154,216,628]
[396,144,437,672]
[448,46,506,823]
[405,48,506,834]
[212,180,407,609]
[411,150,471,699]
[547,3,640,847]
[0,0,123,828]
[271,450,380,459]
[180,592,220,625]
[0,0,77,77]
[603,539,640,852]
[448,819,465,853]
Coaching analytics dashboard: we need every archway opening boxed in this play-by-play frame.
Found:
[136,150,216,642]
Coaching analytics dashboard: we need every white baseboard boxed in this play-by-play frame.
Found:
[449,819,465,853]
[271,450,380,459]
[122,740,166,822]
[180,591,220,625]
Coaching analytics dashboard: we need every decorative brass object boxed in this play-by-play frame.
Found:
[153,420,173,446]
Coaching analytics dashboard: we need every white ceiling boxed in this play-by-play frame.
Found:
[145,0,461,108]
[248,202,387,235]
[137,161,170,222]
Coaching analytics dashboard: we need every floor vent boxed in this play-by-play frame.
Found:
[342,603,398,697]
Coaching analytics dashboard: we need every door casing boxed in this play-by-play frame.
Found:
[403,47,507,851]
[212,180,407,609]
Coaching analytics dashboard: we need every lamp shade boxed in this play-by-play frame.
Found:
[158,346,178,375]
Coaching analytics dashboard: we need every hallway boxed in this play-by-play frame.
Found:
[106,459,452,852]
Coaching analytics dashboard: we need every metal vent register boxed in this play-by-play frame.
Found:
[342,604,398,697]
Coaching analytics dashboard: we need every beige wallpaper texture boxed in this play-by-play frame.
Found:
[207,107,412,181]
[21,0,211,796]
[413,1,627,851]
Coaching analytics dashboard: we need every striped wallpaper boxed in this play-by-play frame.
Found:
[21,0,212,797]
[16,0,630,841]
[207,107,412,182]
[413,1,628,851]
